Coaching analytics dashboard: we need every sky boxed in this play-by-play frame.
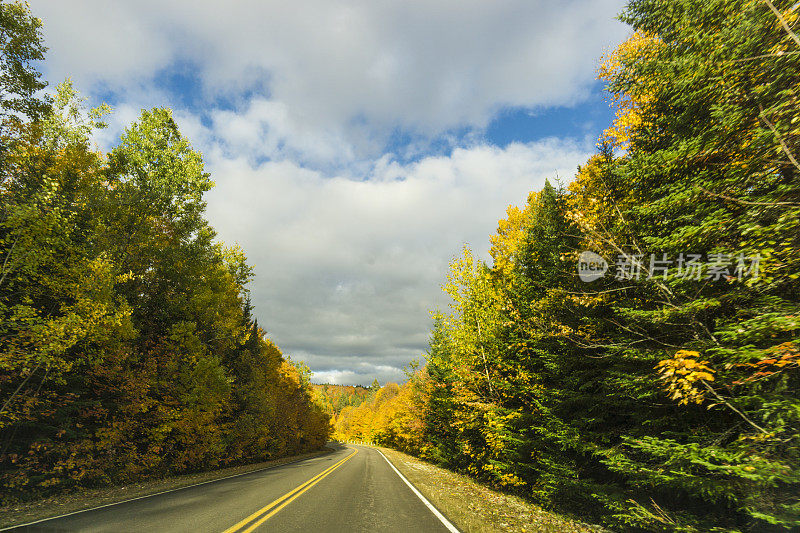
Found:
[29,0,631,385]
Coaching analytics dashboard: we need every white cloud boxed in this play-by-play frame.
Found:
[311,364,407,387]
[31,0,628,159]
[27,0,627,384]
[209,98,357,166]
[201,138,593,384]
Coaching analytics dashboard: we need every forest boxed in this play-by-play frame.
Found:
[312,382,375,417]
[2,0,799,530]
[0,1,330,502]
[333,0,800,531]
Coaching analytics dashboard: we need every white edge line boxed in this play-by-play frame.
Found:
[0,450,334,531]
[376,448,460,533]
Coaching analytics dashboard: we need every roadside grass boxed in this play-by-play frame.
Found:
[0,448,332,529]
[378,446,607,533]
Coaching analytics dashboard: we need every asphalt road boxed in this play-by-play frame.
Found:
[6,444,457,533]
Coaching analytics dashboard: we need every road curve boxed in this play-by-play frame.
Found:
[6,444,457,532]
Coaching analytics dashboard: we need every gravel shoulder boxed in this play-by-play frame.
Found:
[378,446,608,533]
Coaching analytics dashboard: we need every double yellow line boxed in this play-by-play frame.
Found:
[222,448,358,533]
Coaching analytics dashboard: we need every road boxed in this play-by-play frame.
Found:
[6,444,458,533]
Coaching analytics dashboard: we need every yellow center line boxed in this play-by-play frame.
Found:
[222,448,358,533]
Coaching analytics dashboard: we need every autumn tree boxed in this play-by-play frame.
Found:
[0,8,330,499]
[369,1,800,531]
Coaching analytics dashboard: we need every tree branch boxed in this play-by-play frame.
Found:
[763,0,800,48]
[701,380,768,434]
[0,234,20,289]
[699,186,800,207]
[759,103,800,172]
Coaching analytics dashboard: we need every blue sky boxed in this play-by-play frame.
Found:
[30,0,630,385]
[486,94,617,147]
[94,64,617,165]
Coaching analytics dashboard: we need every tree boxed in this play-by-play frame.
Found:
[0,26,331,497]
[0,0,49,129]
[365,2,800,530]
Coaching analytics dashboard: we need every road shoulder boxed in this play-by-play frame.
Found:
[377,446,607,533]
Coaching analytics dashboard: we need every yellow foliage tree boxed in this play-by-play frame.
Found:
[656,350,715,405]
[598,31,661,149]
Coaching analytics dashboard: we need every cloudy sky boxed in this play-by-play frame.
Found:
[30,0,630,385]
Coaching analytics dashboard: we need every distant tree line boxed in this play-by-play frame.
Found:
[312,383,373,416]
